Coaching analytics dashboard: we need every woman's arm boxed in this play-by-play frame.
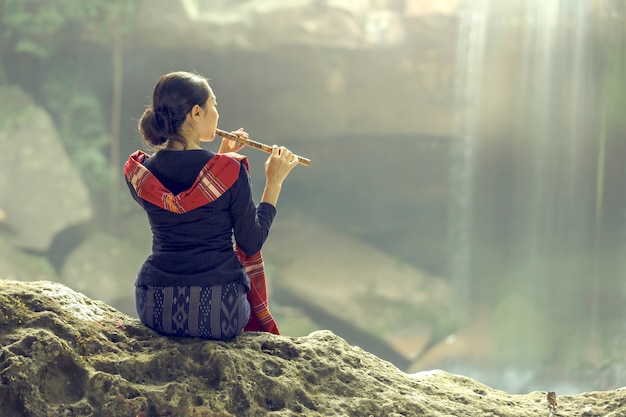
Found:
[230,165,276,255]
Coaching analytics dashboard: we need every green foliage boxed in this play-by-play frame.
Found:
[1,0,139,58]
[43,61,112,191]
[0,0,140,212]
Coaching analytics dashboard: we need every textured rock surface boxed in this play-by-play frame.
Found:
[1,279,625,417]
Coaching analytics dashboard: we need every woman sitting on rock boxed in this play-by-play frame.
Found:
[124,71,298,340]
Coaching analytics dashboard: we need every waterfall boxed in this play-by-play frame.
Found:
[448,0,625,393]
[448,0,489,320]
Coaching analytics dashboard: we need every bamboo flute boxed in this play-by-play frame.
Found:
[215,128,311,167]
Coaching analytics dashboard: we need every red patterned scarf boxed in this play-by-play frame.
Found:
[124,150,280,335]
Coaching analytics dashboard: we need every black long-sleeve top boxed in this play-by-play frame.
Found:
[126,149,276,289]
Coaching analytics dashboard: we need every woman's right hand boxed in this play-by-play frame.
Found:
[260,145,298,207]
[264,145,298,186]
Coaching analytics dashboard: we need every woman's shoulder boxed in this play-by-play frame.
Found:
[215,152,247,162]
[214,152,249,172]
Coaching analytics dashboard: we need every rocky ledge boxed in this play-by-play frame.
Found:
[0,279,624,417]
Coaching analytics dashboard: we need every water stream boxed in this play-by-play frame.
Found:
[449,0,626,393]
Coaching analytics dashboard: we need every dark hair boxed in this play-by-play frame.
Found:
[138,71,210,149]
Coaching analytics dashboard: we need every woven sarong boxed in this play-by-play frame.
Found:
[124,150,280,335]
[135,282,250,339]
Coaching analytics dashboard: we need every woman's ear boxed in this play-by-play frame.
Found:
[190,104,202,120]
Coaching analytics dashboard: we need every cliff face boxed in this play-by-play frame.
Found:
[1,279,624,417]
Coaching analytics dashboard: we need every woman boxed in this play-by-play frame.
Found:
[124,71,298,340]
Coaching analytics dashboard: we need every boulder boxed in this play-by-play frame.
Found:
[1,279,625,417]
[0,86,93,252]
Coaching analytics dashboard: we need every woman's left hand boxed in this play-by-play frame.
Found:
[218,127,247,153]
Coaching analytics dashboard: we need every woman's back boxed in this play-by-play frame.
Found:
[126,149,276,288]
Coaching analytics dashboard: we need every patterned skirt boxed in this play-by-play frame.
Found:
[135,281,250,340]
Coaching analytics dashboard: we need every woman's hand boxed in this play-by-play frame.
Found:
[260,145,298,207]
[217,127,247,153]
[265,145,299,186]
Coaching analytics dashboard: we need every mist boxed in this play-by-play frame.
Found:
[1,0,624,395]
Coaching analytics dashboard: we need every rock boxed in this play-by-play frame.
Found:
[60,232,150,315]
[0,238,58,285]
[1,279,625,417]
[125,0,458,140]
[0,86,93,252]
[134,0,463,50]
[263,211,453,362]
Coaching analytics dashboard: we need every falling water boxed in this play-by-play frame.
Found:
[449,0,626,393]
[448,0,489,321]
